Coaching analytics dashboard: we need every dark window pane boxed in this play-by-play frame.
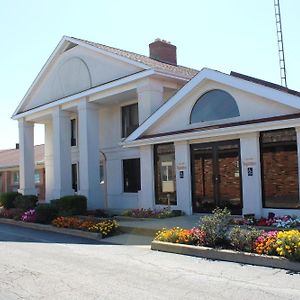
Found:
[122,103,139,138]
[154,143,177,205]
[71,119,77,146]
[260,128,299,209]
[123,159,141,193]
[72,163,78,192]
[190,89,240,123]
[99,162,104,184]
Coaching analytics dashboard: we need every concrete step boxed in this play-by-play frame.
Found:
[119,225,158,237]
[101,233,154,245]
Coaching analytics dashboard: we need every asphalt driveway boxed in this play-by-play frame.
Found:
[0,223,300,300]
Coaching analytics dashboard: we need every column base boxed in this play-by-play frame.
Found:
[50,189,75,200]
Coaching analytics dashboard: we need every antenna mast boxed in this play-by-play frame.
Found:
[274,0,287,87]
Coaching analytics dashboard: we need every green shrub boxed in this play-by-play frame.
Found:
[0,208,24,220]
[52,195,87,216]
[14,194,38,210]
[200,207,232,247]
[35,204,58,224]
[0,192,20,209]
[228,226,262,252]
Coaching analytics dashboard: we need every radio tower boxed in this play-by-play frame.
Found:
[274,0,287,87]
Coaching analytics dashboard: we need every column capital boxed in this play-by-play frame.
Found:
[18,118,34,129]
[174,140,188,147]
[294,126,300,134]
[77,99,100,112]
[137,79,164,94]
[52,106,70,120]
[239,131,259,140]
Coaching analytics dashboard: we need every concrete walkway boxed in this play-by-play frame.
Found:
[116,214,201,237]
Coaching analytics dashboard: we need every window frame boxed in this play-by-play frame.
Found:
[260,128,300,209]
[72,163,79,192]
[34,170,41,184]
[12,171,19,185]
[71,118,77,147]
[190,89,240,124]
[122,158,141,193]
[121,103,139,138]
[154,143,177,206]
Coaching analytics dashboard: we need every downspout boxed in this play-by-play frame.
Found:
[99,150,108,209]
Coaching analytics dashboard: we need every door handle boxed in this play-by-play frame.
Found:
[212,175,220,183]
[213,175,221,183]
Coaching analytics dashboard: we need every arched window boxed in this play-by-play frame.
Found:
[190,89,240,123]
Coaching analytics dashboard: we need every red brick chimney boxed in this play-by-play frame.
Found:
[149,38,177,65]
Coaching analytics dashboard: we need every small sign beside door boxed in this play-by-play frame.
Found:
[247,167,254,176]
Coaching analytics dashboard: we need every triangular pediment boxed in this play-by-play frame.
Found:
[125,68,300,142]
[14,36,147,115]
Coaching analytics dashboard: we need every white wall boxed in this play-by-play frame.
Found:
[174,141,193,215]
[240,133,262,217]
[146,80,298,135]
[23,46,142,111]
[97,98,141,209]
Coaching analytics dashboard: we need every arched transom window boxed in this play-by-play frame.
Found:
[190,89,240,123]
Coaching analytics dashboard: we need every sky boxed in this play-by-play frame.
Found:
[0,0,299,149]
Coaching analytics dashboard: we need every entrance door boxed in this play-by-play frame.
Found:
[191,140,242,214]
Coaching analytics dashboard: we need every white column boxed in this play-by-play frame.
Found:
[137,79,163,124]
[240,132,262,217]
[139,145,155,209]
[51,107,73,199]
[44,122,54,202]
[18,118,36,195]
[77,99,102,209]
[295,127,300,207]
[174,141,193,215]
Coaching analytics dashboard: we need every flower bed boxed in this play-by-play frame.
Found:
[231,213,300,229]
[52,216,119,237]
[0,206,119,238]
[154,208,300,262]
[122,208,182,219]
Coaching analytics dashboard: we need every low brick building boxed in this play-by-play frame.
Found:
[0,144,45,200]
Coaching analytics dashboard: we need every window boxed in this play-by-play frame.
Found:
[154,143,177,205]
[34,170,41,184]
[260,128,299,209]
[190,89,240,123]
[99,161,105,184]
[122,103,139,138]
[72,163,79,192]
[71,119,77,146]
[12,171,19,185]
[123,159,141,193]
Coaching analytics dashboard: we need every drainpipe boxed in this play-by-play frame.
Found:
[99,150,108,209]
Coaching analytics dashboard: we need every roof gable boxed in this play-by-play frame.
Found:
[13,36,198,116]
[125,68,300,142]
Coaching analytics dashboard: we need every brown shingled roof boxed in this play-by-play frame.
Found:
[0,144,44,169]
[230,71,300,98]
[71,37,199,80]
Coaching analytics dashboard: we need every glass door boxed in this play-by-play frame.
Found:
[217,142,242,214]
[191,140,242,214]
[191,145,215,213]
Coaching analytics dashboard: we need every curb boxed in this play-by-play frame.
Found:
[151,240,300,272]
[0,218,102,241]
